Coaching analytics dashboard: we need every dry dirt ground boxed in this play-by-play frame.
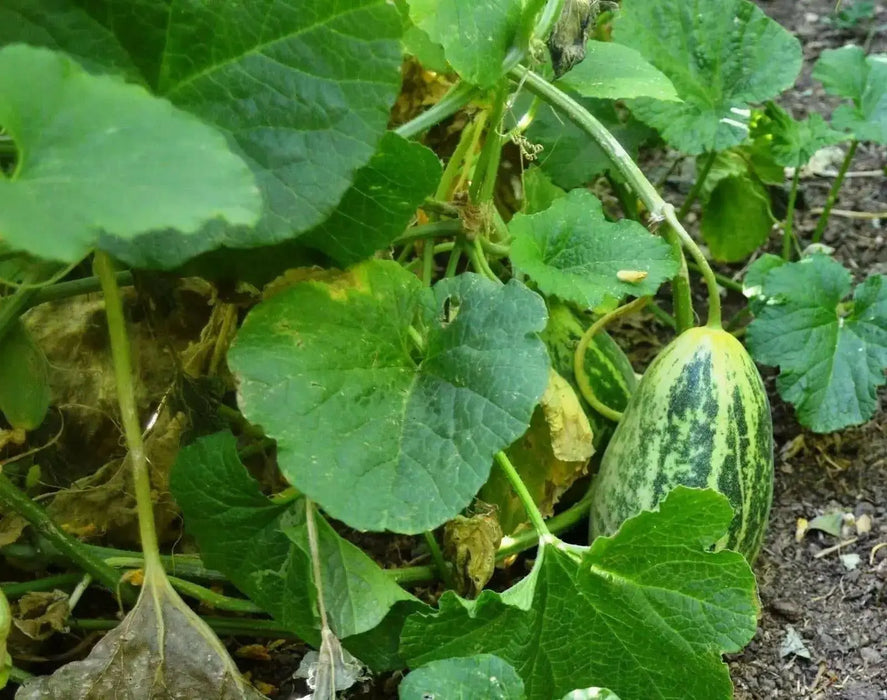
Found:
[727,2,887,698]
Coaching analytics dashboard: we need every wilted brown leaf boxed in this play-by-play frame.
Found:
[443,507,503,598]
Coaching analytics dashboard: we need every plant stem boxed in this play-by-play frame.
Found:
[467,238,500,282]
[166,575,264,614]
[394,82,479,140]
[444,244,464,278]
[574,297,648,421]
[497,494,592,560]
[782,167,802,260]
[0,286,37,345]
[421,240,434,286]
[395,220,463,246]
[470,84,508,204]
[72,616,299,640]
[686,262,743,294]
[8,666,33,684]
[23,271,134,310]
[677,150,717,220]
[510,66,697,330]
[606,173,639,221]
[1,573,84,599]
[812,140,858,243]
[93,251,163,577]
[662,206,722,328]
[436,117,480,202]
[423,531,455,589]
[646,300,676,329]
[494,451,550,540]
[0,474,132,602]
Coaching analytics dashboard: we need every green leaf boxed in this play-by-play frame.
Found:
[399,654,525,699]
[527,97,653,190]
[743,252,786,315]
[614,0,802,154]
[522,167,566,214]
[0,44,260,263]
[228,262,549,533]
[813,46,887,143]
[508,189,678,308]
[301,133,442,266]
[408,0,523,87]
[0,320,51,431]
[0,0,139,78]
[747,255,887,433]
[14,0,404,263]
[755,102,847,167]
[394,0,449,72]
[701,175,774,262]
[401,487,758,700]
[557,41,679,102]
[170,432,418,644]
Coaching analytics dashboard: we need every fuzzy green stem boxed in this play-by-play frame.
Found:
[574,297,648,421]
[497,493,592,560]
[423,531,455,589]
[436,118,480,202]
[467,238,500,282]
[782,167,802,260]
[444,244,464,278]
[1,573,84,598]
[0,474,132,601]
[677,150,717,220]
[686,262,743,294]
[395,220,463,246]
[93,251,163,577]
[511,65,697,330]
[494,451,551,539]
[72,616,298,639]
[470,85,508,204]
[421,240,435,286]
[24,271,134,310]
[646,300,677,330]
[395,82,478,140]
[166,575,264,614]
[812,140,858,243]
[662,206,722,328]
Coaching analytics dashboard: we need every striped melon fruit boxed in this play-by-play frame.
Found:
[589,325,773,561]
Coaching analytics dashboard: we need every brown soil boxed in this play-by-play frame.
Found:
[728,3,887,699]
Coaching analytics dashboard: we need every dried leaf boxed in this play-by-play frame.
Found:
[12,591,69,641]
[444,509,503,598]
[480,370,593,534]
[0,513,28,547]
[294,628,365,699]
[16,573,264,700]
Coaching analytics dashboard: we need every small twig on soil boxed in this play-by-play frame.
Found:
[809,208,887,219]
[813,538,858,559]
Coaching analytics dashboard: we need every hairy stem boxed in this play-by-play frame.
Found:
[494,451,551,540]
[812,140,858,243]
[93,251,163,577]
[497,493,592,560]
[677,150,717,220]
[423,531,455,589]
[395,82,478,140]
[782,167,802,260]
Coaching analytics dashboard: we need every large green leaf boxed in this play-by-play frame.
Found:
[526,96,653,190]
[813,46,887,144]
[228,262,550,533]
[556,40,679,102]
[701,175,773,262]
[300,133,442,265]
[0,0,139,77]
[7,0,403,263]
[407,0,526,87]
[399,655,525,699]
[401,487,758,700]
[747,255,887,433]
[0,44,260,263]
[0,320,51,431]
[508,189,678,308]
[614,0,802,154]
[103,132,442,270]
[170,432,419,645]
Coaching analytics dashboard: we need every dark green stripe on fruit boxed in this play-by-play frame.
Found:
[589,326,773,561]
